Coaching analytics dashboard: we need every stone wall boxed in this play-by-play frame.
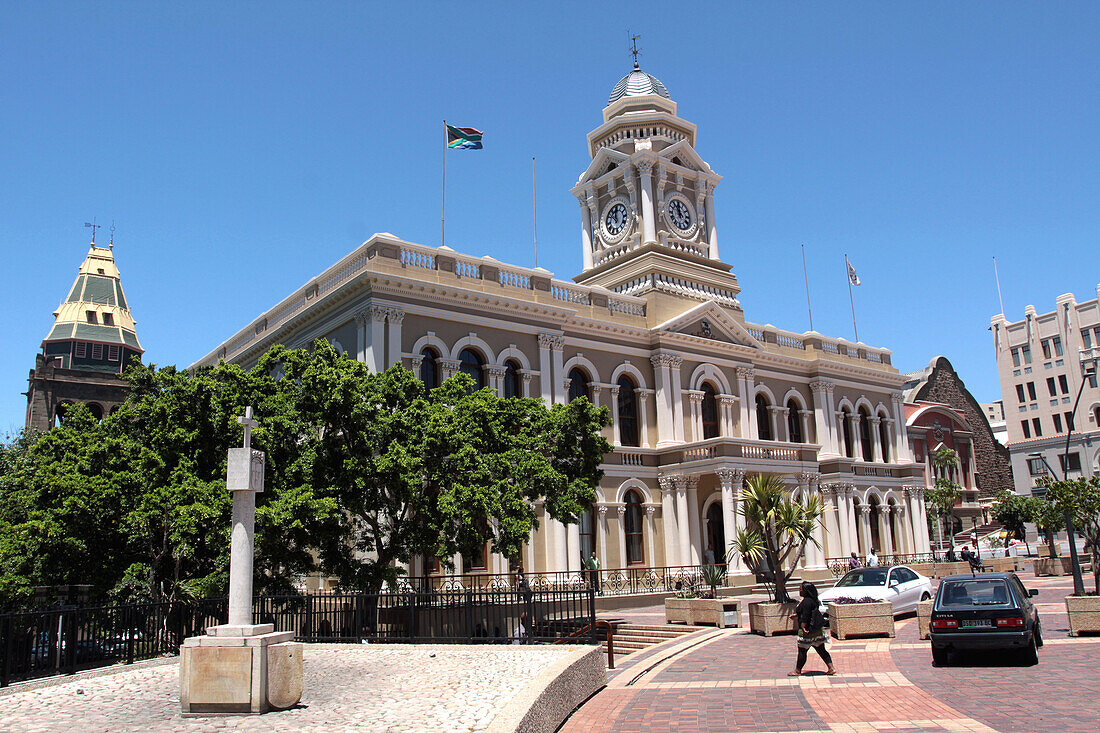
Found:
[913,356,1014,499]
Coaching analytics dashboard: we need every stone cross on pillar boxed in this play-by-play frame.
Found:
[226,406,264,629]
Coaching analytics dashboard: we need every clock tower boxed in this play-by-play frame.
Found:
[571,64,743,323]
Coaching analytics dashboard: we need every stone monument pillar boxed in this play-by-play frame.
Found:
[180,407,303,715]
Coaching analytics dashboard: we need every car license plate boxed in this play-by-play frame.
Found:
[959,619,992,628]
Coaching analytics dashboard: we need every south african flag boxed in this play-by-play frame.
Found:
[446,124,483,149]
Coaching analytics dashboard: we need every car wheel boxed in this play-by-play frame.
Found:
[1020,634,1039,666]
[1034,621,1043,648]
[920,592,931,601]
[932,646,948,667]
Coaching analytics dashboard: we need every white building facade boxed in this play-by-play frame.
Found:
[198,66,930,584]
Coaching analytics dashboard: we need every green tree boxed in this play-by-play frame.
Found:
[926,447,961,554]
[730,473,823,603]
[990,490,1042,556]
[1031,477,1067,558]
[268,343,612,593]
[1042,476,1100,593]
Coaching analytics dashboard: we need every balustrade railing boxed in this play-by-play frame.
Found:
[824,553,940,577]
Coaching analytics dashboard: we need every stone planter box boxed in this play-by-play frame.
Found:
[916,600,933,640]
[747,601,798,637]
[664,597,742,628]
[908,561,970,579]
[1034,557,1073,577]
[1065,594,1100,636]
[828,602,895,640]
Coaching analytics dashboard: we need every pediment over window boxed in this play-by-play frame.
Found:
[655,301,762,348]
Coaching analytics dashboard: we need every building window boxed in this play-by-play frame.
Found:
[1065,411,1075,431]
[108,345,120,361]
[420,348,440,388]
[1052,337,1063,356]
[701,383,720,439]
[858,408,873,461]
[503,360,521,398]
[1021,346,1032,364]
[1047,377,1057,397]
[75,342,87,358]
[1085,331,1093,349]
[623,491,644,565]
[1026,382,1037,401]
[1032,418,1042,437]
[1053,414,1063,433]
[1094,406,1100,427]
[1041,339,1051,359]
[579,510,596,559]
[755,394,772,441]
[1011,348,1021,367]
[86,310,97,324]
[878,415,890,463]
[91,343,103,360]
[102,313,114,326]
[1028,457,1046,476]
[1059,452,1082,474]
[616,375,639,447]
[1021,420,1031,439]
[1058,375,1069,394]
[458,348,485,389]
[1016,384,1026,402]
[462,543,487,571]
[786,399,802,444]
[567,367,591,403]
[841,408,854,457]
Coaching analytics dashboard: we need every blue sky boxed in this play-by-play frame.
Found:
[3,2,1099,434]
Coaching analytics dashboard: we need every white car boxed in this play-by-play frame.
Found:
[818,565,933,616]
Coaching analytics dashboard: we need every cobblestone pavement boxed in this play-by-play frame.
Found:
[0,644,581,733]
[566,574,1098,732]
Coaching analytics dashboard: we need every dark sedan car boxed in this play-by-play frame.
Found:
[929,572,1042,666]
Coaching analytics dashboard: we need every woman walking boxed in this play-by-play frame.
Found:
[789,581,836,676]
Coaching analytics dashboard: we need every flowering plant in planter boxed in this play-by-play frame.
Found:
[830,596,880,604]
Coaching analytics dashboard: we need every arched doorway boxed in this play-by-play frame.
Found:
[868,496,882,552]
[704,502,725,568]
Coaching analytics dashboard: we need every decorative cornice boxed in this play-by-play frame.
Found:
[809,380,833,393]
[650,353,681,368]
[736,366,755,380]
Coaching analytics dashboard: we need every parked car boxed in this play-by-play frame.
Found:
[929,572,1042,667]
[818,566,933,616]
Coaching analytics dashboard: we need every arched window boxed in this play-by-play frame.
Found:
[756,394,772,441]
[617,375,639,447]
[503,360,521,399]
[859,407,873,461]
[579,509,596,559]
[878,415,891,463]
[458,348,485,389]
[841,408,854,457]
[87,403,104,421]
[701,383,720,439]
[1094,406,1100,428]
[786,399,802,443]
[568,367,591,403]
[623,491,644,565]
[420,348,439,389]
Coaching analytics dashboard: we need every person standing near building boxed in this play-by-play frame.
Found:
[787,582,836,676]
[848,552,862,570]
[586,550,602,595]
[866,548,879,567]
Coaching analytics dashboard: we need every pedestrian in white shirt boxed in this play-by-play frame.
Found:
[866,549,879,567]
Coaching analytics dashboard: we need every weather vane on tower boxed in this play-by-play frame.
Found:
[630,33,642,69]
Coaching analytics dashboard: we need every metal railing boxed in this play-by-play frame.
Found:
[0,588,595,688]
[405,564,727,598]
[824,553,940,577]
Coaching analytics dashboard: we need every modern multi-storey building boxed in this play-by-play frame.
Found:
[991,287,1100,494]
[198,64,931,584]
[979,400,1008,445]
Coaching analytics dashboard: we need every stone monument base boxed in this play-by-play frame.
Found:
[180,623,303,715]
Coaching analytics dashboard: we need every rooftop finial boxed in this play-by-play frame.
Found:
[630,33,641,69]
[109,221,116,250]
[84,218,100,246]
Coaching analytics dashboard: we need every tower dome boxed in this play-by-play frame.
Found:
[608,68,671,105]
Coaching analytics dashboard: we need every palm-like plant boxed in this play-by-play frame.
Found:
[729,473,823,603]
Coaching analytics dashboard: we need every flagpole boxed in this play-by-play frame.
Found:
[532,156,538,268]
[993,256,1005,316]
[845,254,859,343]
[802,244,813,332]
[441,120,447,248]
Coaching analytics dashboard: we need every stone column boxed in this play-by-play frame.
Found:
[228,488,256,627]
[825,384,839,453]
[893,503,909,555]
[809,382,833,453]
[848,413,861,459]
[651,354,676,446]
[485,365,506,397]
[878,505,894,555]
[616,505,628,568]
[669,355,685,443]
[705,186,719,260]
[638,390,653,447]
[567,520,581,573]
[883,418,896,463]
[520,372,533,399]
[716,468,742,572]
[719,395,737,437]
[636,158,658,245]
[610,386,622,446]
[597,506,609,568]
[835,485,853,558]
[891,391,912,462]
[659,474,679,567]
[799,410,813,445]
[579,197,594,271]
[869,416,883,463]
[685,475,702,566]
[439,359,460,381]
[820,484,841,563]
[858,504,872,556]
[736,367,756,439]
[687,391,704,441]
[645,505,657,567]
[591,384,602,410]
[800,473,826,570]
[554,519,569,574]
[550,337,566,405]
[537,333,554,404]
[386,308,404,369]
[540,503,555,572]
[364,306,387,372]
[768,405,784,442]
[674,478,692,566]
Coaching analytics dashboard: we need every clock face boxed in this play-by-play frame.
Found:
[605,202,628,236]
[668,199,692,231]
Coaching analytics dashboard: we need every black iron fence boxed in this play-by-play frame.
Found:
[825,553,941,577]
[0,587,595,688]
[402,564,727,597]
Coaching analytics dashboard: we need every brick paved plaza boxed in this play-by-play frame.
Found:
[564,574,1099,733]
